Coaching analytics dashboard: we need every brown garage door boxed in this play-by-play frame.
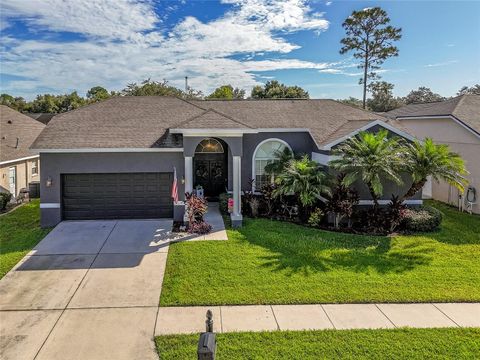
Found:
[62,173,173,220]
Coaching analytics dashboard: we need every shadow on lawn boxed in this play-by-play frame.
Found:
[237,219,435,275]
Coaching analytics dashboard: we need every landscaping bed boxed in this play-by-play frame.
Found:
[0,199,51,278]
[160,201,480,306]
[156,328,480,360]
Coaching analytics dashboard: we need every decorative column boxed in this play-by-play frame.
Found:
[185,156,193,194]
[231,155,243,227]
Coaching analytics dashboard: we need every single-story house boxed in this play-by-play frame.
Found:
[387,94,480,214]
[31,96,420,227]
[1,105,45,198]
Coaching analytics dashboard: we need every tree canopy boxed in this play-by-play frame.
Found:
[366,81,404,112]
[340,7,402,109]
[404,86,445,104]
[250,80,309,99]
[207,85,245,99]
[86,86,111,102]
[457,84,480,96]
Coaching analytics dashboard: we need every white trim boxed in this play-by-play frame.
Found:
[33,148,184,153]
[358,199,423,205]
[251,138,292,192]
[232,156,242,216]
[8,166,16,196]
[321,120,417,151]
[396,115,480,139]
[256,128,310,132]
[171,128,253,136]
[40,203,61,209]
[184,156,193,194]
[0,155,39,166]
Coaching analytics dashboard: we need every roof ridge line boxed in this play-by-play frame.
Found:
[205,108,255,129]
[172,107,255,129]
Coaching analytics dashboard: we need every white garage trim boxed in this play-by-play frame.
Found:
[40,203,61,208]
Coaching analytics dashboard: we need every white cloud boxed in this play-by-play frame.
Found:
[222,0,329,32]
[1,0,159,40]
[325,1,332,6]
[0,0,334,98]
[425,60,458,67]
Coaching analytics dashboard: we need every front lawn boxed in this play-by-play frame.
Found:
[160,201,480,305]
[156,328,480,359]
[0,200,51,278]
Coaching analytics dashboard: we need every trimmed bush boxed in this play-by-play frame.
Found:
[0,193,12,211]
[403,205,443,232]
[308,208,324,227]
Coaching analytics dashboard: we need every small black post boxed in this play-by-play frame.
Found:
[198,310,216,360]
[206,309,213,332]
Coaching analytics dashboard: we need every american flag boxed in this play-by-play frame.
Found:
[171,167,178,203]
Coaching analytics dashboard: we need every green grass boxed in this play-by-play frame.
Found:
[160,201,480,305]
[156,328,480,359]
[0,200,51,278]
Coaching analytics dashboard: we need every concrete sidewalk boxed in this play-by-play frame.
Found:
[155,303,480,335]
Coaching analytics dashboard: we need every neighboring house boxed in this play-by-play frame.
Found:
[387,94,480,214]
[31,96,419,227]
[0,105,45,198]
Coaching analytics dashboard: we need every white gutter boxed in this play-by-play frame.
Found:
[32,148,184,153]
[0,154,39,166]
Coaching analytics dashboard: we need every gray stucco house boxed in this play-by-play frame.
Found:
[31,96,419,227]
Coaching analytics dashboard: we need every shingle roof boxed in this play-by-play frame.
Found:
[386,95,480,135]
[190,99,406,146]
[175,108,254,129]
[1,105,45,163]
[31,96,405,150]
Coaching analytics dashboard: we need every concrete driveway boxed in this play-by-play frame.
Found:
[0,219,175,360]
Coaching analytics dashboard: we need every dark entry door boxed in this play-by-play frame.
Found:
[62,173,173,220]
[194,154,227,197]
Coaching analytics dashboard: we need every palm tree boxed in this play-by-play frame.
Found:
[273,155,330,216]
[400,138,468,201]
[329,129,404,209]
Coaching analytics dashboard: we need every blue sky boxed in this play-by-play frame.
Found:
[1,0,479,100]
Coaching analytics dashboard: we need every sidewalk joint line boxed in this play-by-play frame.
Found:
[375,304,397,328]
[270,305,280,330]
[432,303,461,327]
[219,306,224,333]
[33,221,119,360]
[320,305,336,330]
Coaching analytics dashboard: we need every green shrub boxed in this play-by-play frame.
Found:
[219,193,229,215]
[403,205,443,232]
[0,193,12,211]
[308,208,324,227]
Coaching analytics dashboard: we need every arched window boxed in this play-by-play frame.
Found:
[195,138,224,153]
[252,139,291,191]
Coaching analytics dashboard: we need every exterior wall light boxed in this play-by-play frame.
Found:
[46,177,53,187]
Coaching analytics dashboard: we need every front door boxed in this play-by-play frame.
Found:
[194,154,227,197]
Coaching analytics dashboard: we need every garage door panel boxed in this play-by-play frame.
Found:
[62,173,173,220]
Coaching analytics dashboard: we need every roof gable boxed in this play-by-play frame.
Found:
[386,95,480,135]
[1,105,45,163]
